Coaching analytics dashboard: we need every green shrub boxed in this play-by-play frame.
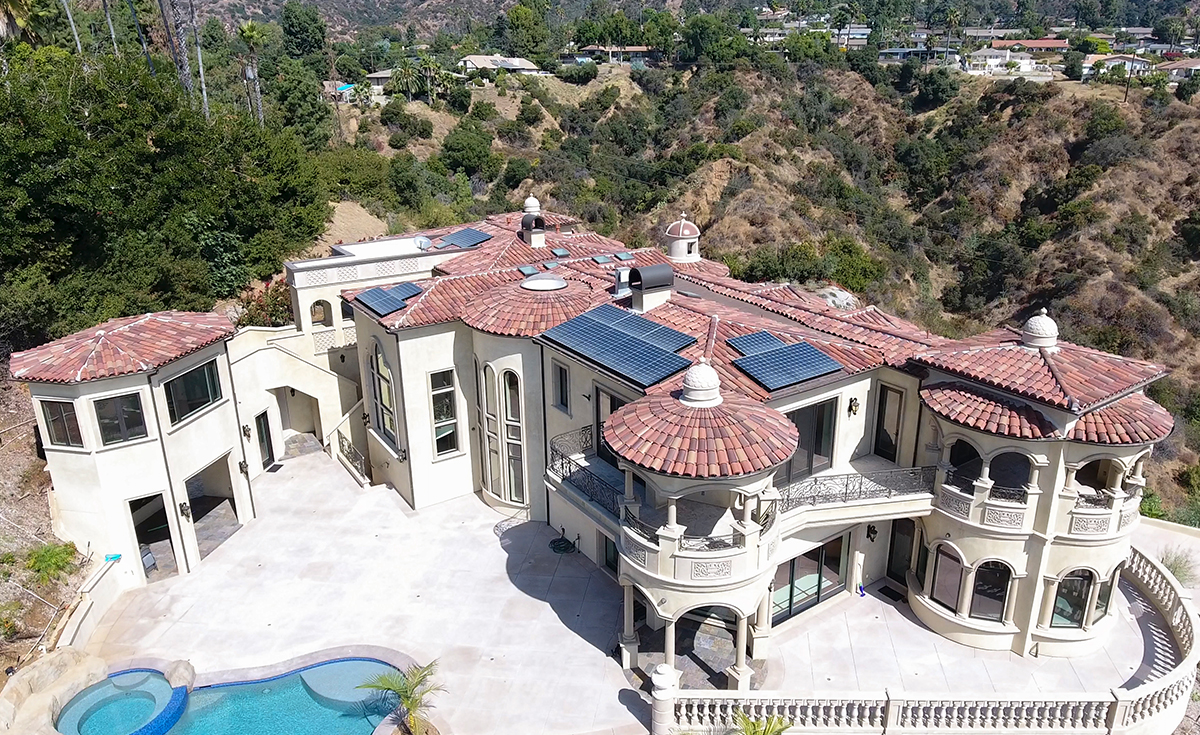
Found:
[1177,76,1200,104]
[556,62,598,85]
[446,85,472,114]
[1160,545,1198,585]
[0,603,18,642]
[237,281,294,327]
[25,542,77,585]
[501,158,533,189]
[468,101,498,121]
[1140,490,1166,518]
[316,148,392,202]
[517,97,544,127]
[388,132,411,150]
[496,120,532,147]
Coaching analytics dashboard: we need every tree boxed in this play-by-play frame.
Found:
[57,0,80,54]
[281,1,325,59]
[1154,16,1186,52]
[188,0,209,119]
[440,117,499,177]
[274,57,334,150]
[682,14,728,60]
[942,5,961,56]
[830,3,852,47]
[99,0,118,55]
[505,3,547,58]
[167,0,195,97]
[358,661,445,735]
[239,20,266,125]
[1063,50,1085,80]
[1177,76,1200,104]
[353,79,371,108]
[200,17,225,49]
[417,54,440,102]
[386,58,419,101]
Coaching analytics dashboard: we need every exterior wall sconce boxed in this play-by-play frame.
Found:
[866,524,878,542]
[241,425,251,440]
[361,412,370,426]
[289,388,296,397]
[238,460,249,475]
[178,502,191,520]
[848,397,860,416]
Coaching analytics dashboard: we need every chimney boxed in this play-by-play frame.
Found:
[520,213,546,248]
[629,263,673,314]
[613,267,631,297]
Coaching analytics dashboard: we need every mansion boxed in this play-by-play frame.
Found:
[9,199,1180,708]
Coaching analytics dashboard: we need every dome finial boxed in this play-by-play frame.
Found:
[523,195,541,214]
[1021,307,1058,348]
[680,361,722,407]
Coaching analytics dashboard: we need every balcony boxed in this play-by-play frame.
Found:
[547,425,623,518]
[778,463,936,513]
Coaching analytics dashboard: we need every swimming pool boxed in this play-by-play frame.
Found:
[171,659,397,735]
[56,659,400,735]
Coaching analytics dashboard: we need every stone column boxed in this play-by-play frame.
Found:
[1038,577,1059,628]
[649,664,678,735]
[1002,577,1019,626]
[957,566,975,618]
[664,618,676,672]
[742,495,754,525]
[750,589,772,660]
[620,583,640,669]
[726,612,753,691]
[667,498,678,527]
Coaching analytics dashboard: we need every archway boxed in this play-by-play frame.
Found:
[990,452,1031,502]
[948,440,982,493]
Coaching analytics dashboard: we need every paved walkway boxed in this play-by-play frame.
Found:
[89,452,644,735]
[771,579,1178,695]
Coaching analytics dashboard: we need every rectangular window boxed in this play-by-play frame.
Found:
[915,541,930,592]
[431,369,458,456]
[603,535,619,574]
[873,385,903,463]
[94,394,148,445]
[970,564,1009,622]
[931,547,963,613]
[775,398,837,485]
[164,360,222,424]
[41,400,83,447]
[553,363,570,412]
[373,347,397,444]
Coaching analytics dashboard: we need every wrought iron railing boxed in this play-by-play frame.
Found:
[548,427,622,518]
[338,430,368,479]
[623,507,659,541]
[779,466,936,513]
[679,531,740,551]
[1076,491,1113,509]
[756,505,776,533]
[946,467,980,494]
[988,484,1028,504]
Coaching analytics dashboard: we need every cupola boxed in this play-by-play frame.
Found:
[523,196,541,215]
[1021,308,1058,349]
[679,359,722,407]
[664,213,701,264]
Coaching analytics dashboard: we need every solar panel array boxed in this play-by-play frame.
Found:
[727,331,785,356]
[356,282,424,317]
[437,228,493,249]
[732,341,843,392]
[542,305,695,388]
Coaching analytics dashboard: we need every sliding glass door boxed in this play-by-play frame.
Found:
[772,533,849,624]
[775,398,837,486]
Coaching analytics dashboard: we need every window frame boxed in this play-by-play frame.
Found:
[552,361,570,414]
[164,360,223,425]
[94,393,149,446]
[41,400,84,448]
[502,370,524,503]
[430,368,459,458]
[370,344,399,445]
[1051,569,1095,629]
[930,545,964,613]
[969,561,1011,623]
[776,397,838,485]
[873,384,903,464]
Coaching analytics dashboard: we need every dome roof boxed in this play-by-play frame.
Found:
[523,196,541,214]
[665,214,700,238]
[603,389,799,479]
[460,278,600,337]
[1021,307,1058,348]
[680,360,722,407]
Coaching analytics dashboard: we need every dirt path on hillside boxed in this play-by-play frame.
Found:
[303,201,390,259]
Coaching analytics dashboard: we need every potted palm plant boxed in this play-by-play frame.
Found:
[729,709,791,735]
[358,660,445,735]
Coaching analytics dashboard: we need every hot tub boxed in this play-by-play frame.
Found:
[55,669,186,735]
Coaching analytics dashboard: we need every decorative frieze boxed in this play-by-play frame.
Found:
[304,270,328,285]
[1119,509,1138,531]
[626,543,647,566]
[337,266,358,281]
[983,507,1023,529]
[1070,514,1111,535]
[374,260,397,276]
[938,489,971,519]
[691,560,732,580]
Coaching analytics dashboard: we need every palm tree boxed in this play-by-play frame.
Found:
[830,4,851,48]
[186,0,208,119]
[943,6,961,61]
[388,58,418,101]
[58,0,82,54]
[123,0,153,73]
[155,0,183,83]
[99,0,118,54]
[238,20,266,125]
[417,54,439,102]
[167,0,193,96]
[731,709,791,735]
[358,660,445,735]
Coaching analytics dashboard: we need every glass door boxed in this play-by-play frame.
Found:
[595,388,626,469]
[772,533,849,624]
[886,518,915,585]
[255,411,273,469]
[775,398,837,485]
[874,386,902,463]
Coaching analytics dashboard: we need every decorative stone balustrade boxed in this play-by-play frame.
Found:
[652,546,1199,735]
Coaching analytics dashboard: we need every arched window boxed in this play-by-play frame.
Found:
[503,371,524,504]
[914,530,929,592]
[371,344,396,444]
[990,452,1031,502]
[970,561,1012,623]
[948,440,982,494]
[483,366,502,497]
[931,545,964,612]
[1052,570,1094,628]
[310,300,333,327]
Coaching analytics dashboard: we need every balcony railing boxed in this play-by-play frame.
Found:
[548,427,622,518]
[624,506,659,541]
[338,430,368,479]
[679,531,741,552]
[779,466,936,513]
[988,485,1028,504]
[946,467,979,495]
[1076,491,1113,509]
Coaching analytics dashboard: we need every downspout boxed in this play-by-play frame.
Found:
[541,343,550,528]
[224,344,256,520]
[145,373,190,574]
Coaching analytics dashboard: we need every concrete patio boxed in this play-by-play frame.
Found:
[769,578,1179,694]
[87,451,644,735]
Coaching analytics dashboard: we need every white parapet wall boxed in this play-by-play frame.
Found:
[654,546,1199,735]
[54,558,126,651]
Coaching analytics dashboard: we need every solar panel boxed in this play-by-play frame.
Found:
[357,287,409,317]
[614,252,635,261]
[518,265,539,276]
[438,227,493,249]
[551,247,570,257]
[592,255,612,264]
[579,303,634,326]
[732,342,843,392]
[640,325,697,352]
[728,331,786,356]
[388,282,423,300]
[543,310,693,388]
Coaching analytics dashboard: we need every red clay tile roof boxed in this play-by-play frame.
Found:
[920,383,1061,440]
[913,328,1168,412]
[460,278,606,337]
[9,312,235,384]
[434,231,629,275]
[603,390,799,478]
[1068,393,1174,445]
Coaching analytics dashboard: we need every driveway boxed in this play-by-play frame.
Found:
[87,452,645,735]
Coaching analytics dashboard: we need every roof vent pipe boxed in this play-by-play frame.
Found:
[629,263,673,314]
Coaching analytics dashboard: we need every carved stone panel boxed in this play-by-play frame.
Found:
[1071,514,1111,535]
[983,507,1023,529]
[626,543,647,566]
[939,489,971,519]
[1119,509,1138,531]
[691,560,732,580]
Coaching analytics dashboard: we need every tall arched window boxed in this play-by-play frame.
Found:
[948,440,982,494]
[474,357,486,489]
[371,344,397,444]
[970,561,1012,623]
[503,371,524,504]
[931,545,964,612]
[1091,567,1120,624]
[1052,570,1094,628]
[483,366,503,497]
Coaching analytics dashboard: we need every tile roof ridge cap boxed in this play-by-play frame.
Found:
[703,315,720,360]
[1039,346,1080,411]
[75,327,149,382]
[391,278,441,326]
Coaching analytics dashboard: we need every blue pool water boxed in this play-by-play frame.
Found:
[57,659,400,735]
